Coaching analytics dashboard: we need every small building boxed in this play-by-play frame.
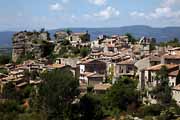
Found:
[172,84,180,105]
[79,59,107,75]
[139,64,179,90]
[94,83,112,94]
[161,54,180,64]
[79,72,105,86]
[115,58,136,77]
[70,32,90,46]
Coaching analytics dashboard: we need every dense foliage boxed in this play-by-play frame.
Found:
[151,66,172,105]
[125,33,137,44]
[0,54,11,65]
[39,69,79,120]
[0,67,180,119]
[159,38,180,47]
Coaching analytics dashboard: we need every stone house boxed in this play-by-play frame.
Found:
[94,83,112,94]
[161,54,180,64]
[115,58,136,78]
[139,64,179,90]
[172,84,180,106]
[79,59,107,85]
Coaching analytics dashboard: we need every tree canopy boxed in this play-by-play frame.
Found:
[151,66,172,105]
[105,77,139,114]
[39,69,79,120]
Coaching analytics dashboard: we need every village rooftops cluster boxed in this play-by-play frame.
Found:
[3,30,180,106]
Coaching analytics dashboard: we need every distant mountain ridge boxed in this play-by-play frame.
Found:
[1,25,180,47]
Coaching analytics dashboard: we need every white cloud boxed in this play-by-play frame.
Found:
[130,0,180,20]
[94,6,120,20]
[130,11,145,17]
[88,0,106,6]
[49,3,63,11]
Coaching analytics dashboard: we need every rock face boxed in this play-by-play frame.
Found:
[12,31,51,62]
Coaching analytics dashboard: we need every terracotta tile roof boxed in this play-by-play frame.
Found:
[81,72,95,77]
[107,44,115,48]
[2,76,15,81]
[173,84,180,91]
[81,59,95,64]
[168,70,179,76]
[47,64,66,69]
[103,52,119,57]
[148,55,161,62]
[87,73,105,78]
[94,83,112,91]
[90,52,103,56]
[118,59,135,65]
[16,82,28,87]
[30,80,42,84]
[80,59,105,64]
[10,70,24,75]
[163,54,180,59]
[146,64,178,71]
[168,47,180,51]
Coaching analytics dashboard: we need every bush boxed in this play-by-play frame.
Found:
[136,104,164,118]
[0,68,8,75]
[0,55,11,65]
[80,47,90,58]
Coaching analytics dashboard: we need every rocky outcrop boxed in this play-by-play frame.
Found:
[12,31,51,62]
[53,31,90,54]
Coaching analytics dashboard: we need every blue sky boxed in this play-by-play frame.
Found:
[0,0,180,31]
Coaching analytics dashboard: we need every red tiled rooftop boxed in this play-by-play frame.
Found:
[94,83,112,91]
[163,54,180,59]
[118,59,135,65]
[168,70,179,77]
[173,84,180,91]
[146,64,178,71]
[47,64,66,68]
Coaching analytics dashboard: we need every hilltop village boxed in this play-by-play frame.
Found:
[1,29,180,119]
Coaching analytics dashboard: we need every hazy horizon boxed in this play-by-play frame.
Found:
[1,0,180,31]
[1,24,180,32]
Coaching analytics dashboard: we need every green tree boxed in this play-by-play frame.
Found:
[105,76,139,115]
[2,82,18,100]
[108,64,115,82]
[64,28,72,35]
[0,68,8,75]
[151,66,172,105]
[136,104,164,118]
[39,69,79,120]
[80,47,90,58]
[0,100,23,120]
[0,54,11,65]
[166,38,180,47]
[125,33,136,44]
[61,39,70,46]
[79,94,104,120]
[71,47,80,55]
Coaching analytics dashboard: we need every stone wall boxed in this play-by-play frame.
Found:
[12,31,51,62]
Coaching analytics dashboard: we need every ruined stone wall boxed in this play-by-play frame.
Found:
[12,31,50,62]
